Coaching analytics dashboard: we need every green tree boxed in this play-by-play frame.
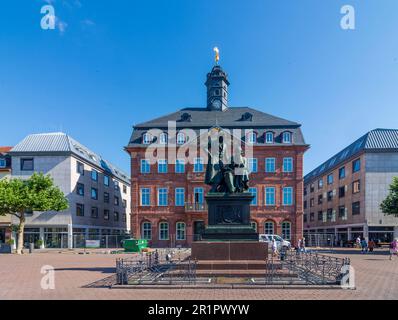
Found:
[380,177,398,217]
[0,173,68,254]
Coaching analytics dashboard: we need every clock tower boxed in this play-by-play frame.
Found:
[205,65,229,111]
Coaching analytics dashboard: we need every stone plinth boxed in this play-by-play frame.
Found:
[202,192,258,241]
[191,241,268,261]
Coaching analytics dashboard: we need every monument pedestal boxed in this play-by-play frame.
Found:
[201,193,258,241]
[191,192,267,261]
[191,241,268,261]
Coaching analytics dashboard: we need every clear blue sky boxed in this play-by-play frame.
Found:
[1,0,397,175]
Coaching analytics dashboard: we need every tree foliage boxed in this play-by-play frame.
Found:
[380,177,398,217]
[0,173,69,253]
[0,172,68,218]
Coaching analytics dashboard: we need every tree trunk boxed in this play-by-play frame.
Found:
[16,212,25,255]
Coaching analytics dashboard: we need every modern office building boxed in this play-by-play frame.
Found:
[0,147,12,244]
[126,64,309,247]
[303,129,398,243]
[9,133,131,248]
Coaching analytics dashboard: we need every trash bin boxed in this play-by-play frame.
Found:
[123,239,148,253]
[29,242,34,254]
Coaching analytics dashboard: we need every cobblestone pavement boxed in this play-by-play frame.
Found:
[0,248,397,300]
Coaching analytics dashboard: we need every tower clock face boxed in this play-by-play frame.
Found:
[212,99,221,109]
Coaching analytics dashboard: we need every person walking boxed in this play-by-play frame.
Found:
[360,237,368,254]
[271,238,279,258]
[301,237,306,253]
[368,239,375,253]
[389,239,398,260]
[356,236,361,249]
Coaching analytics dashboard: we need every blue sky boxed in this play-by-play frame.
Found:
[1,0,397,175]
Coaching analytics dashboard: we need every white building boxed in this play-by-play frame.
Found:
[9,132,131,249]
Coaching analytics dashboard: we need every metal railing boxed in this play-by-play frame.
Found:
[278,250,351,285]
[116,248,196,285]
[184,203,207,211]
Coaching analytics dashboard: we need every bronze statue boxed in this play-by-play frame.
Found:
[205,135,250,193]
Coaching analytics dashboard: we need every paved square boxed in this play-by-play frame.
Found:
[0,248,397,300]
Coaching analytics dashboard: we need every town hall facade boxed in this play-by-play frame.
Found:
[125,64,309,247]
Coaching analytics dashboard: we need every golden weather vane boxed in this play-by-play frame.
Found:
[213,47,220,64]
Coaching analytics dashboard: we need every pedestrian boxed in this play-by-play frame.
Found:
[389,239,398,260]
[297,238,302,254]
[356,236,361,249]
[271,238,279,258]
[360,237,368,254]
[301,237,306,253]
[368,239,375,253]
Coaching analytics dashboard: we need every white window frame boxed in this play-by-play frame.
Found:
[177,132,186,145]
[140,159,150,174]
[140,188,150,206]
[281,221,291,240]
[176,222,186,240]
[265,158,276,173]
[158,188,168,206]
[143,133,152,145]
[282,131,292,144]
[194,187,204,204]
[159,132,168,145]
[264,221,275,234]
[142,222,152,240]
[283,157,293,173]
[175,159,185,173]
[175,188,185,207]
[265,132,274,144]
[265,187,276,206]
[247,131,257,144]
[249,187,257,205]
[158,159,168,173]
[283,187,293,206]
[248,158,257,173]
[193,157,204,173]
[159,222,169,240]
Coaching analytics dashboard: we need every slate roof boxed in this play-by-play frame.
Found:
[304,128,398,184]
[10,133,130,184]
[128,107,307,147]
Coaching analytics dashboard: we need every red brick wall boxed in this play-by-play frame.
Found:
[127,145,307,247]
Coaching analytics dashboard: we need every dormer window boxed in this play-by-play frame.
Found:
[265,132,274,144]
[247,131,257,144]
[282,131,292,144]
[143,133,152,145]
[159,132,168,145]
[177,132,186,145]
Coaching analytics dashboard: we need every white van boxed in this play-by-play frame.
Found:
[259,234,291,250]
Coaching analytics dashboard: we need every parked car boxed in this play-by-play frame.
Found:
[258,234,291,250]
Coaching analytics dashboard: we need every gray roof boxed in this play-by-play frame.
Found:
[128,107,307,147]
[10,132,130,184]
[304,128,398,184]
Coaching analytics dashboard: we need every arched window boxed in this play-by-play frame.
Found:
[159,222,169,240]
[264,221,275,234]
[282,131,292,144]
[265,132,274,144]
[247,131,257,144]
[250,221,257,232]
[143,133,152,145]
[141,221,152,240]
[282,221,291,240]
[159,132,168,145]
[177,132,186,145]
[176,222,186,240]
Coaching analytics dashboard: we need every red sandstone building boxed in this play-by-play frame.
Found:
[125,65,309,247]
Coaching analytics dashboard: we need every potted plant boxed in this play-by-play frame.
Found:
[35,239,44,249]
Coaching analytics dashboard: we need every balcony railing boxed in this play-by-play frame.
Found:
[184,203,207,212]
